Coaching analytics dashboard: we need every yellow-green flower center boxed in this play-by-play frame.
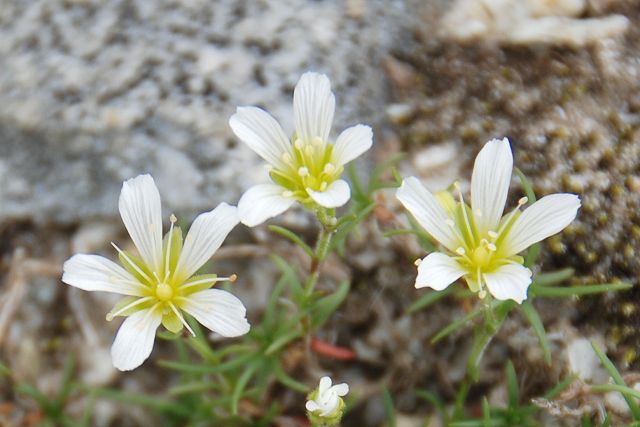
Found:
[269,136,343,203]
[155,282,174,301]
[439,188,527,289]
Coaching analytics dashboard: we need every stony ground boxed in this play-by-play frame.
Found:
[1,0,640,426]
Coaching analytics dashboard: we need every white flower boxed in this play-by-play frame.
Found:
[396,138,581,304]
[306,376,349,418]
[229,72,373,226]
[62,174,250,371]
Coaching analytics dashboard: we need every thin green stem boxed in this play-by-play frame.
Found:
[304,210,335,297]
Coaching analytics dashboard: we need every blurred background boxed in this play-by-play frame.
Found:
[1,0,639,425]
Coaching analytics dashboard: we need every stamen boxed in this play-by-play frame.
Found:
[320,182,328,191]
[111,242,154,284]
[488,230,499,240]
[456,247,466,255]
[455,182,476,246]
[168,303,195,337]
[474,209,483,217]
[282,153,293,164]
[518,196,528,206]
[178,274,237,292]
[282,190,294,198]
[294,139,304,150]
[164,214,177,282]
[479,290,487,299]
[106,296,153,321]
[414,258,422,266]
[298,167,309,177]
[487,243,497,252]
[312,136,324,146]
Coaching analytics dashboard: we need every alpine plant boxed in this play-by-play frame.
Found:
[229,72,373,226]
[62,174,250,371]
[306,376,349,426]
[396,138,581,304]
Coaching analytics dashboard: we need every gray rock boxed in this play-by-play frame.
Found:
[0,0,412,225]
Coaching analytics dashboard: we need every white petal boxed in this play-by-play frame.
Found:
[307,180,350,208]
[229,107,292,169]
[483,263,532,304]
[396,177,459,252]
[237,183,296,227]
[415,252,466,290]
[174,203,239,280]
[332,124,373,166]
[471,138,513,234]
[502,193,581,256]
[293,72,335,142]
[320,394,340,416]
[306,400,321,412]
[62,254,145,296]
[111,307,162,371]
[118,174,164,273]
[331,383,349,396]
[180,289,250,337]
[319,376,332,394]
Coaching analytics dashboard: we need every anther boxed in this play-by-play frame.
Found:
[414,258,422,266]
[106,313,114,321]
[487,243,497,252]
[294,139,304,150]
[518,196,528,206]
[474,209,483,217]
[479,290,487,299]
[456,247,466,255]
[312,136,324,146]
[282,153,293,163]
[282,190,294,198]
[323,163,335,174]
[320,182,328,191]
[170,214,177,224]
[229,274,237,283]
[298,167,309,177]
[488,230,498,239]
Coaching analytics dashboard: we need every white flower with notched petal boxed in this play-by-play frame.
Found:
[229,72,373,226]
[396,138,581,304]
[62,174,250,371]
[306,376,349,425]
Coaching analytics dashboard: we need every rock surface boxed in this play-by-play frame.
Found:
[0,0,410,225]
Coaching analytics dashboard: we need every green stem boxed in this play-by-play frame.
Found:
[304,211,335,297]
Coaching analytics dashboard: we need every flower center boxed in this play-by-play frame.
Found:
[269,136,343,201]
[155,282,174,301]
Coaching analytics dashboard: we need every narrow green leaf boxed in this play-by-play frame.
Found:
[524,243,541,268]
[482,397,492,427]
[347,163,368,204]
[273,362,309,393]
[591,341,640,420]
[407,287,455,314]
[270,254,304,301]
[310,280,350,330]
[515,168,537,203]
[231,363,259,415]
[268,225,315,258]
[506,361,519,407]
[520,302,551,365]
[432,306,485,344]
[160,351,255,374]
[264,330,303,356]
[543,374,577,399]
[381,387,396,427]
[530,282,632,298]
[532,269,574,287]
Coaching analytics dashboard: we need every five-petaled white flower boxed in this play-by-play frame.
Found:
[396,138,581,304]
[229,72,373,226]
[306,376,349,419]
[62,174,250,371]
